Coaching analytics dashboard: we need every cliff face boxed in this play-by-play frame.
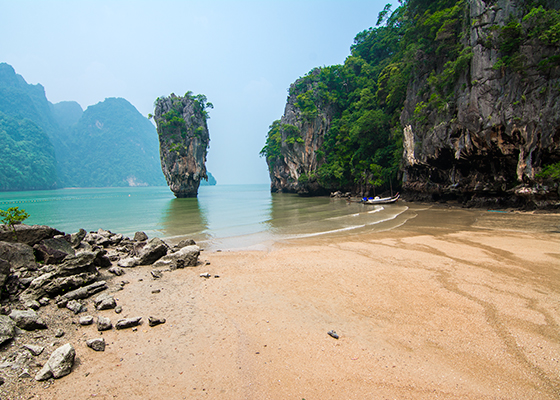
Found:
[153,93,210,198]
[265,70,336,195]
[400,0,560,207]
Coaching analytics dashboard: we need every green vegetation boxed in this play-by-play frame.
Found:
[0,207,29,240]
[537,161,560,181]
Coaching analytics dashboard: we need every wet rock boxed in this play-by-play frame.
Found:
[134,231,148,242]
[94,293,116,310]
[86,338,105,352]
[115,317,142,330]
[136,238,168,265]
[79,316,94,326]
[97,316,112,331]
[9,309,47,331]
[22,344,44,356]
[0,315,16,345]
[35,343,75,380]
[66,300,83,314]
[148,316,166,327]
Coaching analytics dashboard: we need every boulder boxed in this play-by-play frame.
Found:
[55,280,107,307]
[33,237,75,265]
[66,300,83,314]
[22,344,44,356]
[153,245,200,270]
[8,309,47,330]
[116,317,142,330]
[0,224,64,246]
[136,238,168,265]
[70,229,87,248]
[35,343,75,380]
[0,315,16,345]
[0,241,37,274]
[97,316,112,331]
[86,338,106,352]
[0,258,10,288]
[134,231,148,242]
[94,293,116,310]
[117,257,138,268]
[108,266,125,276]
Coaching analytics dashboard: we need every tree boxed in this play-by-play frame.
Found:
[0,207,30,240]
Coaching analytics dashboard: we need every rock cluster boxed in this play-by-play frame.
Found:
[0,223,201,389]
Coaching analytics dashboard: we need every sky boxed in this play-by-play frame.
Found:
[1,0,389,185]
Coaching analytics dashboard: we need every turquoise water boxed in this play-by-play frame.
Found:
[0,185,410,250]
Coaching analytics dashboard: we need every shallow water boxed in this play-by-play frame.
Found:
[0,185,410,249]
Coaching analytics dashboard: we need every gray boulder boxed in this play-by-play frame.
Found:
[0,241,36,274]
[79,315,94,325]
[0,224,64,246]
[0,315,16,345]
[33,237,75,265]
[86,338,105,352]
[108,266,125,276]
[66,300,83,314]
[116,317,142,330]
[136,238,168,265]
[153,245,200,270]
[117,257,138,268]
[8,309,47,330]
[134,231,148,242]
[35,343,75,380]
[56,280,107,307]
[70,229,87,248]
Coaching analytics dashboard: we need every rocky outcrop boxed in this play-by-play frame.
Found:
[153,93,211,198]
[265,69,336,195]
[400,0,560,208]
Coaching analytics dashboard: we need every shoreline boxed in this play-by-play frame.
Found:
[2,207,559,399]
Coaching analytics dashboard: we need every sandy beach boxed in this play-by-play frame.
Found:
[5,205,560,399]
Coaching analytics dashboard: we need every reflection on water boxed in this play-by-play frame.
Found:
[160,197,209,242]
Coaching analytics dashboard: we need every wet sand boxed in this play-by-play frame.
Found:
[11,206,560,399]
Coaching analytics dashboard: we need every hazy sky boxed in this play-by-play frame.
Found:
[1,0,389,185]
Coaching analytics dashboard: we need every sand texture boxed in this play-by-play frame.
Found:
[3,206,560,399]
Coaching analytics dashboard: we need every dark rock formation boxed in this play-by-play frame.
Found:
[153,93,211,198]
[400,0,560,208]
[264,69,335,195]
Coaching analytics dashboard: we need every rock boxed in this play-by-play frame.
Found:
[33,237,75,265]
[66,300,83,314]
[153,245,200,270]
[0,315,16,345]
[0,258,10,288]
[94,293,116,310]
[38,297,50,306]
[148,316,166,327]
[115,317,142,330]
[200,273,211,278]
[54,329,65,338]
[18,369,31,379]
[0,241,37,275]
[134,231,148,242]
[22,344,44,356]
[23,299,41,310]
[108,266,125,276]
[117,257,138,268]
[136,238,168,265]
[86,338,105,352]
[56,280,108,307]
[97,316,112,331]
[70,229,87,248]
[114,306,122,314]
[0,224,64,246]
[9,309,47,330]
[153,94,210,198]
[79,316,94,325]
[93,250,112,268]
[327,330,339,339]
[151,270,163,279]
[35,343,75,380]
[176,239,196,248]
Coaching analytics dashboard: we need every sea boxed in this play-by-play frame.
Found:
[0,185,411,250]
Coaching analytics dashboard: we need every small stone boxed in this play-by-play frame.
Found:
[151,270,163,279]
[148,316,166,327]
[24,300,41,310]
[79,316,94,326]
[0,375,4,385]
[38,297,50,306]
[115,317,142,330]
[54,329,65,338]
[66,300,83,314]
[23,344,44,356]
[120,280,129,286]
[97,316,112,331]
[114,306,122,314]
[199,273,211,278]
[94,294,116,310]
[19,369,31,379]
[151,289,161,294]
[86,338,105,352]
[327,330,339,339]
[35,343,75,380]
[108,266,125,276]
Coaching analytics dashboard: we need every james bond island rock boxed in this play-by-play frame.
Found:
[153,93,212,198]
[261,69,336,195]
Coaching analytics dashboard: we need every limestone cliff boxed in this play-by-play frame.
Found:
[153,93,211,198]
[264,69,336,195]
[400,0,560,207]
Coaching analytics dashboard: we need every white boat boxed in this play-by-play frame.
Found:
[361,193,400,204]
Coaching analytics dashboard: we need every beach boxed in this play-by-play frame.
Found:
[6,205,560,399]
